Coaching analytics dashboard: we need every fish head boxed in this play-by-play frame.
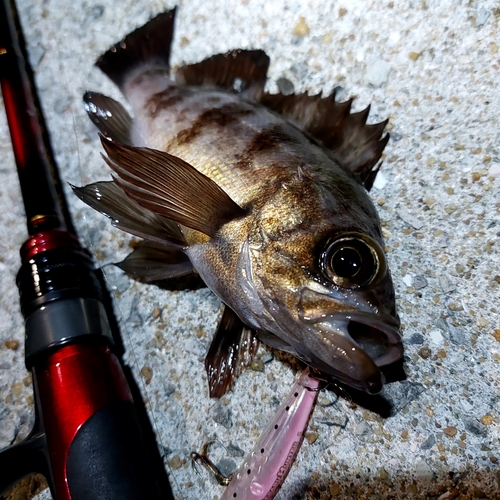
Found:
[242,171,402,394]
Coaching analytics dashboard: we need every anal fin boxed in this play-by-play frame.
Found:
[72,181,186,248]
[83,92,133,145]
[205,305,259,398]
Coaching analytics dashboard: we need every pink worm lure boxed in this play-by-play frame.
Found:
[221,368,321,499]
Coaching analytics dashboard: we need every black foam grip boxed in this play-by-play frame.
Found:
[66,400,166,500]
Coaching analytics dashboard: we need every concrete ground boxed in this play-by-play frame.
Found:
[0,0,499,498]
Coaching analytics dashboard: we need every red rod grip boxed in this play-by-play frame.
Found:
[35,343,133,499]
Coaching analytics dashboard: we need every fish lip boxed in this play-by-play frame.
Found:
[345,311,401,339]
[307,311,403,367]
[293,339,383,395]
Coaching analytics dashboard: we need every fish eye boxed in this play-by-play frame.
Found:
[322,233,386,289]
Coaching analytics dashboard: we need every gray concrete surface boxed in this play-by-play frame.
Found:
[0,0,499,498]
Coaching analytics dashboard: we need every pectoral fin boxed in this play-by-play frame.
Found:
[100,138,246,238]
[205,305,259,398]
[117,241,194,282]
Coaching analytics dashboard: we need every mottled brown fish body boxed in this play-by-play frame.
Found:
[77,8,403,396]
[128,78,330,209]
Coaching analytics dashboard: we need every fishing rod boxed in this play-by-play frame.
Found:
[0,0,174,498]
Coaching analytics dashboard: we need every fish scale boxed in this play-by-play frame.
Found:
[133,85,319,207]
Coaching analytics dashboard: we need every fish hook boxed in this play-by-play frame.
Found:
[190,440,232,486]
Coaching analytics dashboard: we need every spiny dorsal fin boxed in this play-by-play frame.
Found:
[83,92,133,145]
[95,9,176,89]
[205,305,260,398]
[72,181,186,248]
[100,138,247,238]
[260,90,389,190]
[116,241,193,282]
[175,49,270,100]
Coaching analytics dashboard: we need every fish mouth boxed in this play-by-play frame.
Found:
[297,313,402,394]
[345,313,402,367]
[314,313,402,366]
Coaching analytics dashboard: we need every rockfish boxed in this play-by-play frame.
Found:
[74,8,403,397]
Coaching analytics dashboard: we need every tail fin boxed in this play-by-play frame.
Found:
[95,8,176,89]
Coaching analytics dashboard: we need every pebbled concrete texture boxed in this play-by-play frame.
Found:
[0,0,499,499]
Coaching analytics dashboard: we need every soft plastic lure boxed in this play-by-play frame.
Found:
[192,368,320,499]
[222,368,320,499]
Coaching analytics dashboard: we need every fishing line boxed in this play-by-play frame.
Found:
[62,59,186,500]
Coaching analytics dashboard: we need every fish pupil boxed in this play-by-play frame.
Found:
[331,247,362,278]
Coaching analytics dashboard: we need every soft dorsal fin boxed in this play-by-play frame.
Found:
[205,305,260,398]
[72,181,186,248]
[116,241,194,282]
[83,92,133,145]
[95,9,176,89]
[175,49,270,100]
[260,90,389,190]
[100,138,247,238]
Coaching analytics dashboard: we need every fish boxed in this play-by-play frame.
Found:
[73,8,403,398]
